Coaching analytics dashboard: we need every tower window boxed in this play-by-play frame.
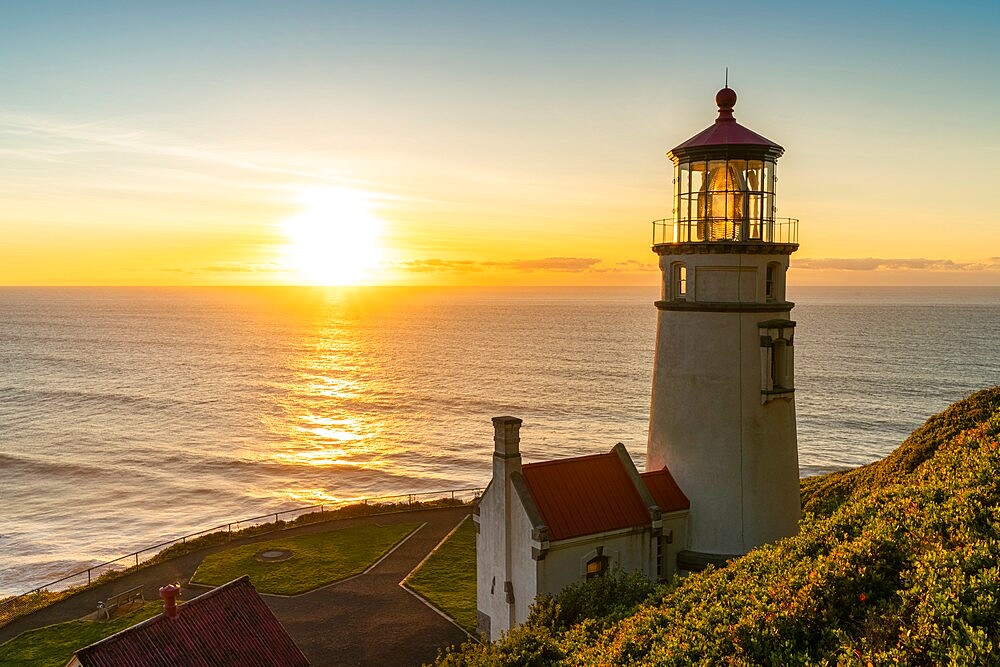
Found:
[586,555,609,579]
[765,263,777,301]
[672,263,688,299]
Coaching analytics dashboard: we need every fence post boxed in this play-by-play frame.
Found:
[135,553,139,569]
[274,513,279,524]
[88,569,91,585]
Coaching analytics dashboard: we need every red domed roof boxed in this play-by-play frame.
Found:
[669,87,783,158]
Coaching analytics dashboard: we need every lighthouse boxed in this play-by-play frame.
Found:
[646,87,800,568]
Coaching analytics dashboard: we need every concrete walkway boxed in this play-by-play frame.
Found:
[0,506,472,666]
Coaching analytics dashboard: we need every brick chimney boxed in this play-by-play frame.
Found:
[159,583,181,618]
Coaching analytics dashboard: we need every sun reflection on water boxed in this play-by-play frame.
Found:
[244,287,487,508]
[276,488,368,506]
[262,301,399,503]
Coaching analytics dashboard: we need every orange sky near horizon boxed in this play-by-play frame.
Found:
[2,3,998,287]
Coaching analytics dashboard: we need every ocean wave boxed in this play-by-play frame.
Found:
[0,452,111,480]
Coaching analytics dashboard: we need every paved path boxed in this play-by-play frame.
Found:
[0,506,472,666]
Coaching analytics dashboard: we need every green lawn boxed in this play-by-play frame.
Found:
[191,522,418,595]
[406,517,477,633]
[0,602,160,667]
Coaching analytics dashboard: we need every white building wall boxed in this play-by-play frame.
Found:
[475,481,510,640]
[648,251,799,557]
[537,528,656,598]
[509,491,539,628]
[660,511,688,580]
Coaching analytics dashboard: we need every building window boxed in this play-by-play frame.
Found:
[765,262,783,302]
[586,555,609,579]
[672,263,687,299]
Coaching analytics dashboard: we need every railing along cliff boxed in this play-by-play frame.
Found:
[0,486,482,624]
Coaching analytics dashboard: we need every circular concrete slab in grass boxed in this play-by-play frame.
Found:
[256,549,293,563]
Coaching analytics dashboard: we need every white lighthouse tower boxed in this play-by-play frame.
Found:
[646,86,800,569]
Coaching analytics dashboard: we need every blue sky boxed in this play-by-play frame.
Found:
[2,1,998,284]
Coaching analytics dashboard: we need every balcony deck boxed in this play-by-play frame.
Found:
[652,218,798,247]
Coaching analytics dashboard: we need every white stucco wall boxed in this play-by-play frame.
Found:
[648,250,800,557]
[475,480,510,640]
[660,511,688,580]
[509,489,539,629]
[537,527,656,598]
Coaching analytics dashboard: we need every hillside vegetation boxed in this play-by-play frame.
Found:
[439,387,1000,665]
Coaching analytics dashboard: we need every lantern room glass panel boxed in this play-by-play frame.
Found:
[671,156,779,243]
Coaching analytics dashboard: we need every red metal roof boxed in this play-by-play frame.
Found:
[522,448,652,541]
[73,577,309,667]
[640,467,691,513]
[670,87,782,154]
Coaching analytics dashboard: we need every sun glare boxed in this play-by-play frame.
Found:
[280,187,383,285]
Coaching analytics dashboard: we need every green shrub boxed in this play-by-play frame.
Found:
[527,568,656,633]
[439,386,1000,665]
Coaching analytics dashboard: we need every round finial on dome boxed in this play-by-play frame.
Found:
[716,87,737,110]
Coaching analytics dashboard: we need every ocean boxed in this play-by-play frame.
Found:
[1,285,998,596]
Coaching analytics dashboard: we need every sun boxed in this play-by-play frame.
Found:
[280,187,383,285]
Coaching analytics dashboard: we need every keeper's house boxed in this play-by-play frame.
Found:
[474,416,689,641]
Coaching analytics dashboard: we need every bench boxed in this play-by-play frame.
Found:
[97,585,144,619]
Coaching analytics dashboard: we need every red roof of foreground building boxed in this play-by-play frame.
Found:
[640,467,691,513]
[522,447,653,541]
[72,577,308,667]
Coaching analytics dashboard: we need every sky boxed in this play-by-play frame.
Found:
[2,0,999,286]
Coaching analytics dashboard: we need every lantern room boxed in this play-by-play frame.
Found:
[653,87,797,246]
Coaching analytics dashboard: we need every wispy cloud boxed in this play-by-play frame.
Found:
[796,257,1000,272]
[497,257,603,272]
[163,261,286,274]
[394,259,481,273]
[0,111,372,191]
[393,257,654,274]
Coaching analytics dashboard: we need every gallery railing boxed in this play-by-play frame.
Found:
[652,217,799,245]
[0,486,482,618]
